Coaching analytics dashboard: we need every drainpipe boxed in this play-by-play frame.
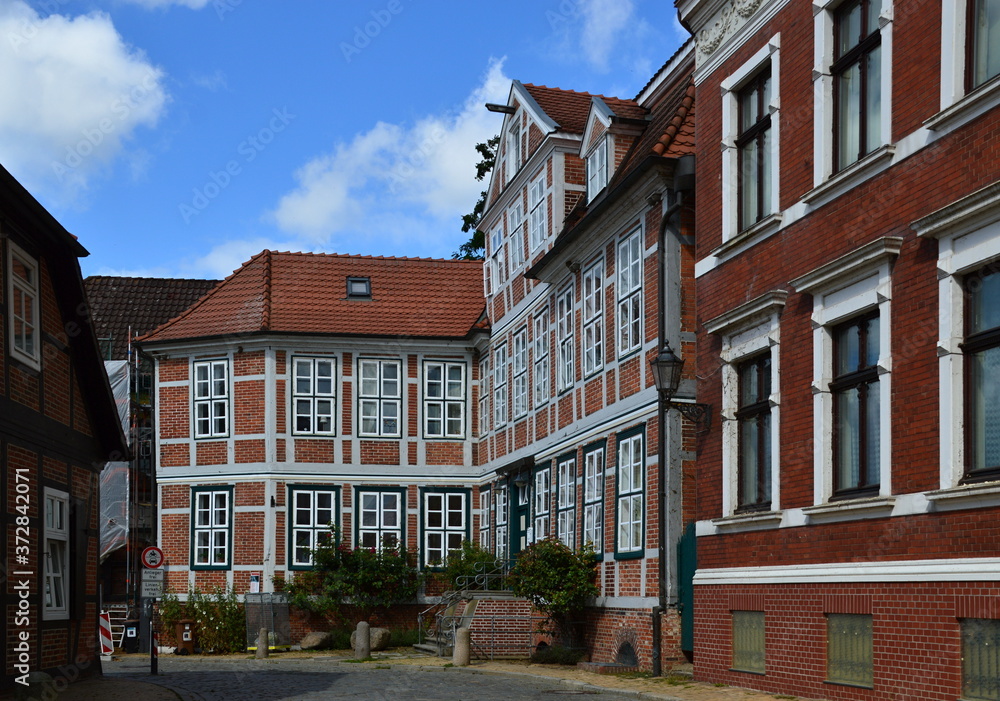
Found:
[651,152,694,675]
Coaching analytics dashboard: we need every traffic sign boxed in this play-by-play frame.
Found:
[141,569,164,583]
[141,546,164,569]
[140,580,163,599]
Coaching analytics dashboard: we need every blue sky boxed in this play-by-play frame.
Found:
[0,0,687,279]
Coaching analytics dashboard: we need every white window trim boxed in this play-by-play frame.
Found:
[616,432,644,555]
[491,226,507,287]
[357,489,404,551]
[494,342,508,427]
[617,230,644,357]
[913,181,1000,490]
[529,172,548,252]
[557,284,575,391]
[533,467,551,542]
[812,0,894,187]
[494,486,508,558]
[43,488,69,620]
[478,489,491,551]
[7,241,40,369]
[358,358,402,438]
[936,0,1000,127]
[582,445,605,551]
[422,491,467,567]
[791,237,902,505]
[193,359,230,439]
[705,291,788,518]
[533,309,550,406]
[508,200,525,270]
[557,456,577,549]
[289,486,338,569]
[479,357,490,437]
[586,135,609,202]
[583,259,605,376]
[192,488,231,569]
[506,118,521,184]
[423,361,466,439]
[291,357,337,436]
[720,35,782,245]
[512,328,528,418]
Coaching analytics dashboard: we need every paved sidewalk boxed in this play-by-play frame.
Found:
[38,650,811,701]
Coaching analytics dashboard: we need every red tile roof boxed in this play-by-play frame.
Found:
[522,84,647,134]
[138,251,487,344]
[84,276,220,359]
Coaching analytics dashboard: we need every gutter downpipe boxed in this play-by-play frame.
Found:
[652,192,684,677]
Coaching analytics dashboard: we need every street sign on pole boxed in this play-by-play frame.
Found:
[141,546,164,569]
[140,568,164,598]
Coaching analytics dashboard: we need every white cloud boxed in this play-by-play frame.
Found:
[579,0,635,72]
[0,1,168,198]
[269,58,510,251]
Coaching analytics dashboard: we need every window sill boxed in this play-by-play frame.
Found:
[925,77,1000,133]
[711,213,783,259]
[802,145,896,209]
[712,510,783,531]
[802,496,895,523]
[926,481,1000,511]
[614,550,644,561]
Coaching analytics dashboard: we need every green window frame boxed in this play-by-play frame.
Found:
[287,485,339,570]
[533,464,552,542]
[614,426,645,559]
[556,453,577,549]
[191,486,233,570]
[582,441,606,552]
[421,488,469,567]
[355,487,405,551]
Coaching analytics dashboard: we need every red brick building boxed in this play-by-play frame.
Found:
[677,0,1000,696]
[1,163,128,689]
[474,44,699,671]
[137,252,487,599]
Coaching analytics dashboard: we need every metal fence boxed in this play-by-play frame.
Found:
[244,593,292,651]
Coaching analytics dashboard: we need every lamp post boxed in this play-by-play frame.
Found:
[650,342,711,431]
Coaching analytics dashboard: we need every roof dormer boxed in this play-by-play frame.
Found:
[582,97,616,202]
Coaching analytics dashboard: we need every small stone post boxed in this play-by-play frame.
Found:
[354,621,371,659]
[256,628,269,658]
[453,627,471,666]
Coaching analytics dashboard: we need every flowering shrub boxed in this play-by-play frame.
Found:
[158,586,245,653]
[283,530,423,620]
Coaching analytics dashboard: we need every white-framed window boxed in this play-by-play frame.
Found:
[509,201,526,270]
[359,359,401,437]
[478,489,492,551]
[424,361,465,438]
[938,0,1000,120]
[704,291,787,518]
[791,237,900,505]
[533,310,550,405]
[556,456,576,549]
[913,184,1000,490]
[616,430,644,556]
[583,260,604,375]
[357,489,403,550]
[533,466,551,541]
[192,487,231,569]
[586,136,608,202]
[812,0,893,185]
[479,357,490,436]
[529,173,548,251]
[491,226,508,287]
[494,486,508,559]
[720,37,781,243]
[617,231,643,356]
[423,490,467,567]
[43,488,69,620]
[193,360,229,439]
[292,357,336,435]
[512,328,528,418]
[582,444,605,551]
[494,343,508,426]
[506,119,521,184]
[289,486,337,569]
[557,285,575,391]
[8,241,40,368]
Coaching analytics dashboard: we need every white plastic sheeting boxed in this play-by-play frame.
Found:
[100,360,131,562]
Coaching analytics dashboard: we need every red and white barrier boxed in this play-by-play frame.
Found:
[99,612,113,655]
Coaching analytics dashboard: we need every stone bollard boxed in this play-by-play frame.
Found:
[354,621,371,659]
[453,627,471,667]
[255,627,269,658]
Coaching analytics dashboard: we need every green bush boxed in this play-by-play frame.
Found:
[509,539,599,623]
[283,530,423,619]
[442,540,500,590]
[158,586,246,654]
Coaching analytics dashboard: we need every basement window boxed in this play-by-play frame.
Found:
[347,277,371,298]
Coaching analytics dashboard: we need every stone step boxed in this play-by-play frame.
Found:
[412,642,451,656]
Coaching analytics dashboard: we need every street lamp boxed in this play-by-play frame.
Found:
[650,341,711,431]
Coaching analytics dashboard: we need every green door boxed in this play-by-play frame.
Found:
[677,521,697,653]
[510,478,530,556]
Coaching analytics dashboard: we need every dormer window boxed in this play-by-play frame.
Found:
[347,277,371,299]
[586,136,608,202]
